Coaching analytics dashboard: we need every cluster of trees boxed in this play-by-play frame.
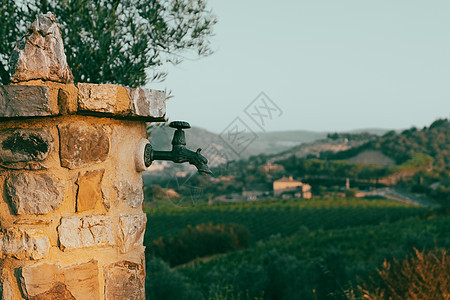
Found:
[327,132,378,141]
[0,0,216,86]
[378,119,449,167]
[278,157,390,180]
[326,119,449,168]
[147,222,250,267]
[145,212,450,299]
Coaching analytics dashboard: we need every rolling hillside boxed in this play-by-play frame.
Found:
[144,124,388,178]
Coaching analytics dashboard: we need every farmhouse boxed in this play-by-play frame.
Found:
[273,176,312,199]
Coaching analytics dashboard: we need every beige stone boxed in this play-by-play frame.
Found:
[58,215,115,250]
[57,84,78,114]
[30,282,75,300]
[115,179,144,208]
[63,260,100,300]
[104,261,145,300]
[9,12,73,83]
[77,83,130,115]
[0,228,49,260]
[5,173,64,215]
[127,87,166,119]
[77,84,166,120]
[0,128,53,163]
[20,263,61,296]
[119,214,147,253]
[76,169,105,212]
[0,276,13,300]
[20,260,99,300]
[0,85,56,117]
[58,122,110,169]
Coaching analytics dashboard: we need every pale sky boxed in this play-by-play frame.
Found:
[147,0,450,134]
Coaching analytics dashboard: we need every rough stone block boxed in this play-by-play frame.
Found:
[118,214,147,253]
[104,261,145,300]
[76,169,105,212]
[0,85,56,117]
[77,83,130,115]
[9,12,73,83]
[5,173,64,215]
[57,84,78,114]
[115,179,144,208]
[0,128,53,163]
[0,275,13,300]
[30,283,75,300]
[127,87,166,119]
[58,215,114,250]
[62,260,100,300]
[20,260,99,300]
[58,122,110,169]
[19,263,60,297]
[0,228,49,260]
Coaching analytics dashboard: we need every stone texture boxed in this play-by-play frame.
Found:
[0,276,13,300]
[127,87,166,119]
[9,12,73,83]
[0,228,49,260]
[0,85,56,117]
[115,179,144,208]
[76,169,105,212]
[77,84,166,120]
[58,122,110,169]
[58,215,114,250]
[63,260,100,300]
[20,263,60,297]
[30,282,75,300]
[0,128,53,162]
[20,261,99,300]
[5,173,64,215]
[77,83,130,115]
[118,214,146,253]
[14,219,51,226]
[57,84,78,114]
[104,261,145,300]
[0,161,47,170]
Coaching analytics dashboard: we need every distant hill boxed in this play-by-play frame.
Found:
[323,119,450,168]
[268,131,382,163]
[144,119,449,211]
[143,124,389,183]
[147,125,389,161]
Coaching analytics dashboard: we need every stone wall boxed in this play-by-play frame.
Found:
[0,12,165,300]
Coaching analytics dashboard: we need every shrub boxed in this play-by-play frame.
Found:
[356,248,449,299]
[149,223,251,266]
[146,257,203,300]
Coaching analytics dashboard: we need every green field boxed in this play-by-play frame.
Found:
[145,198,429,242]
[144,198,448,300]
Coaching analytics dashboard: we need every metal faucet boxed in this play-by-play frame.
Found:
[144,121,212,175]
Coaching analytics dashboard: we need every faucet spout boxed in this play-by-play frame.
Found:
[181,147,213,176]
[143,121,213,176]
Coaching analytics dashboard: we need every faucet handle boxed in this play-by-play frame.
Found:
[169,121,191,130]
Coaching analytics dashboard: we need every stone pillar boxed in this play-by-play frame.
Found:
[0,13,165,299]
